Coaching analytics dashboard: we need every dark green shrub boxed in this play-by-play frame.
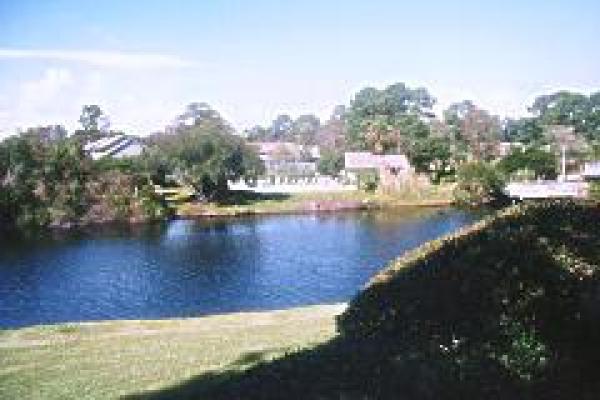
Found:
[453,161,505,206]
[337,201,600,392]
[358,170,379,192]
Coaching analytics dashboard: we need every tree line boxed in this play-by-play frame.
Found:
[1,83,599,227]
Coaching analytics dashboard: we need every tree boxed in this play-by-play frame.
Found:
[148,104,264,199]
[454,162,505,206]
[317,149,344,176]
[20,125,68,146]
[316,106,346,150]
[503,118,544,144]
[498,148,557,180]
[271,114,293,140]
[291,114,320,145]
[345,83,435,153]
[78,105,109,134]
[408,137,453,183]
[244,125,270,142]
[529,91,600,141]
[175,102,224,128]
[445,102,501,161]
[0,136,41,226]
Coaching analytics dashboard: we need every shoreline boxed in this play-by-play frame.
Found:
[0,303,348,336]
[176,196,454,219]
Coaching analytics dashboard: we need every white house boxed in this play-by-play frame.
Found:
[344,152,414,190]
[250,142,321,184]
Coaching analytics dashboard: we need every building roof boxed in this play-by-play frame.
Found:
[84,135,144,160]
[344,152,410,170]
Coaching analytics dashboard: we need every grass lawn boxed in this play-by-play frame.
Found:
[0,304,345,400]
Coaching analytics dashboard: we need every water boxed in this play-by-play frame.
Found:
[0,208,478,328]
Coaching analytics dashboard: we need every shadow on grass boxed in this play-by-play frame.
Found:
[124,203,600,399]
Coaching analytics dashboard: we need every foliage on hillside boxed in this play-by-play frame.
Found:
[129,201,600,399]
[338,201,600,395]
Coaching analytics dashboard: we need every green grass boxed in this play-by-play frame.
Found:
[0,304,344,400]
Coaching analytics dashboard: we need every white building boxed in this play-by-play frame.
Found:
[250,142,321,183]
[344,152,414,190]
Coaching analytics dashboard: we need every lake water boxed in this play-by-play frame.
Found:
[0,208,478,328]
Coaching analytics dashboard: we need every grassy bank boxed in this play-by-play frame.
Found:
[0,304,345,400]
[176,186,454,218]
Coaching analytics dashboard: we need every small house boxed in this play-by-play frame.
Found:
[344,152,413,189]
[250,142,321,184]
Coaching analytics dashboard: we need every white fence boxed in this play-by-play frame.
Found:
[229,177,357,194]
[505,181,588,199]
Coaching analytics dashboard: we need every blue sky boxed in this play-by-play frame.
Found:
[0,0,599,137]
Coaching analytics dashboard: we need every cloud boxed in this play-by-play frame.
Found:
[0,68,77,137]
[20,68,73,108]
[0,48,192,69]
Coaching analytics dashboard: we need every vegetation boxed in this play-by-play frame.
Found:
[103,201,600,399]
[2,83,600,228]
[0,126,165,229]
[0,104,262,229]
[499,147,558,181]
[0,304,343,400]
[145,104,263,200]
[453,161,506,206]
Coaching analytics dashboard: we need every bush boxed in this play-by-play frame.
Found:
[338,201,600,394]
[317,149,344,176]
[589,181,600,201]
[453,161,505,206]
[498,147,557,180]
[358,170,379,192]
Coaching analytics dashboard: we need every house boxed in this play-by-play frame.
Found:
[250,142,321,184]
[344,152,414,190]
[83,135,145,160]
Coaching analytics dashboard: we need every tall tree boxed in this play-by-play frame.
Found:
[270,114,293,141]
[78,105,109,134]
[445,101,501,161]
[530,91,600,140]
[345,83,435,153]
[317,105,347,149]
[147,104,263,198]
[291,114,320,145]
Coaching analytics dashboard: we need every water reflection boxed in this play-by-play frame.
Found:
[0,209,477,327]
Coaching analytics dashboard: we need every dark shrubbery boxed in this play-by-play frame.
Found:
[338,201,600,397]
[453,161,506,206]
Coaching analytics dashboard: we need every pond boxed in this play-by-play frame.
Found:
[0,208,479,328]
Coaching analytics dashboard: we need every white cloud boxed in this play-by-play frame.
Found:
[0,48,192,69]
[20,68,73,109]
[0,68,78,136]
